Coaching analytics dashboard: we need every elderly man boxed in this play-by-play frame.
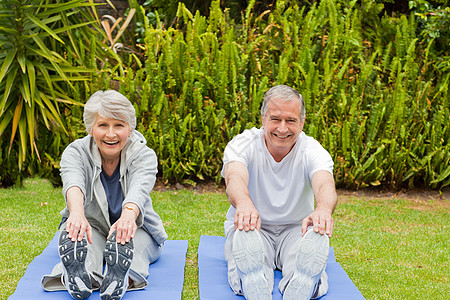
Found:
[222,85,337,300]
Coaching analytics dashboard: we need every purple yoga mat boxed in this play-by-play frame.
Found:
[9,232,188,300]
[198,235,365,300]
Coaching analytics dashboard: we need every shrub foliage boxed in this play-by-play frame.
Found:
[1,0,449,189]
[0,0,110,186]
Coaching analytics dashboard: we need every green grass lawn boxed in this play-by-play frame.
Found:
[1,179,449,299]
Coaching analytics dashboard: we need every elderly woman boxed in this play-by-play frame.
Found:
[41,90,167,300]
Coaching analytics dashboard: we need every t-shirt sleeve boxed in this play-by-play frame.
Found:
[221,128,259,178]
[305,139,334,180]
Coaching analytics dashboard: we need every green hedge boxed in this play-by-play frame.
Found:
[92,0,447,189]
[3,0,449,189]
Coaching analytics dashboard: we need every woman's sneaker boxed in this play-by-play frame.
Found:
[100,231,134,300]
[58,231,92,300]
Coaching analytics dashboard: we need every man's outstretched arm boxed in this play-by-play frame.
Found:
[224,161,261,231]
[302,170,338,237]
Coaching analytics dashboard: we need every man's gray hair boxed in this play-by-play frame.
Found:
[261,85,306,120]
[83,90,136,133]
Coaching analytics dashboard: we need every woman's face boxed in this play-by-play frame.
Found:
[91,115,131,162]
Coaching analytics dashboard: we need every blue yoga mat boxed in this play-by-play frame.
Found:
[9,232,188,300]
[198,235,365,300]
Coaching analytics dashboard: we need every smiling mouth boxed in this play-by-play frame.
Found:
[273,133,291,139]
[103,140,119,145]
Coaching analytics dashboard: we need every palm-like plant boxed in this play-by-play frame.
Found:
[0,0,105,169]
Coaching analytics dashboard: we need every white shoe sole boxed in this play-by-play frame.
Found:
[232,229,271,300]
[283,230,329,300]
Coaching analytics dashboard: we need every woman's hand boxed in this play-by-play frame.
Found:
[65,186,93,244]
[109,203,139,244]
[66,211,93,244]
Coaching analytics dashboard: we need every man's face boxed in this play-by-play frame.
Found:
[261,98,305,161]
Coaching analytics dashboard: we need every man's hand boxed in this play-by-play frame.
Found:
[301,207,334,238]
[225,161,261,232]
[234,202,261,231]
[304,170,338,238]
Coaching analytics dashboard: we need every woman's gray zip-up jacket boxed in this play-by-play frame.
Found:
[59,130,167,246]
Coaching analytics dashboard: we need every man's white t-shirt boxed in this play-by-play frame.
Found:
[221,127,333,233]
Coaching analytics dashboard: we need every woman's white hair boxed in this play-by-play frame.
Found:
[83,90,136,134]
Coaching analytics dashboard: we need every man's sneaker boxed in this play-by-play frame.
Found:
[232,229,271,300]
[283,229,329,300]
[100,231,134,300]
[311,271,328,299]
[58,231,92,300]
